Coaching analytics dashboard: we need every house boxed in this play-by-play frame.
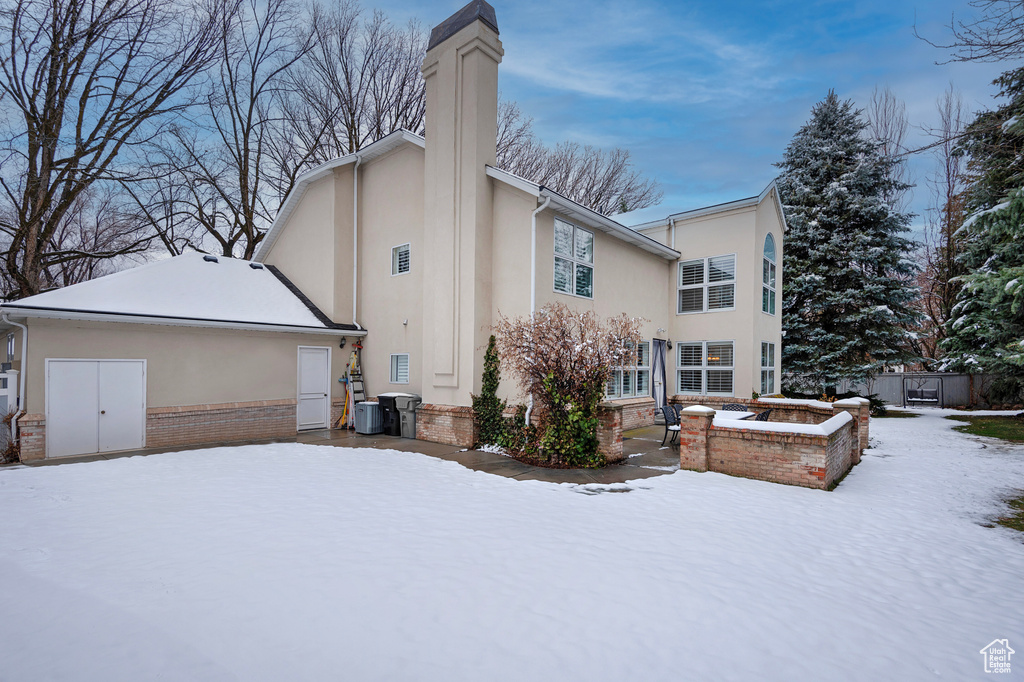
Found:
[0,0,784,461]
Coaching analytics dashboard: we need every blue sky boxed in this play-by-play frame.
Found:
[379,0,1006,237]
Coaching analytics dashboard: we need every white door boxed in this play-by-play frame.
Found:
[46,360,146,458]
[297,347,330,430]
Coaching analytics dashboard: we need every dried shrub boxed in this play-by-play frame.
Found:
[494,303,643,467]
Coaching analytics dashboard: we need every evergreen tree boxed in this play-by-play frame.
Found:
[942,68,1024,388]
[957,67,1024,214]
[472,335,506,445]
[942,188,1024,379]
[775,91,920,392]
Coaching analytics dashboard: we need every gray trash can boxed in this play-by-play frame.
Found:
[395,394,422,439]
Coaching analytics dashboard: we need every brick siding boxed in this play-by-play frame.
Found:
[146,399,296,448]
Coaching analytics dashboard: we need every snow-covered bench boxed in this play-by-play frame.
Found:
[906,389,939,404]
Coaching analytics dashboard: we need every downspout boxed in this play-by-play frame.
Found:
[2,314,27,441]
[352,154,363,329]
[669,216,676,250]
[525,194,552,426]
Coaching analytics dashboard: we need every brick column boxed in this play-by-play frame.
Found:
[597,402,624,463]
[833,398,870,464]
[678,405,714,472]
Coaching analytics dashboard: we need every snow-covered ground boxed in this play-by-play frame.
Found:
[1,410,1022,681]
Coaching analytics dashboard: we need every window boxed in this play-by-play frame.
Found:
[554,218,594,298]
[606,341,650,399]
[677,341,734,396]
[677,254,736,314]
[762,234,776,315]
[389,353,409,383]
[761,342,776,395]
[392,243,410,276]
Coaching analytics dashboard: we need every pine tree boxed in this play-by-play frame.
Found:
[472,335,506,445]
[942,189,1024,379]
[942,68,1024,387]
[776,91,920,392]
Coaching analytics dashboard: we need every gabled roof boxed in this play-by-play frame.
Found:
[255,130,425,262]
[618,182,789,233]
[485,166,681,261]
[1,253,361,335]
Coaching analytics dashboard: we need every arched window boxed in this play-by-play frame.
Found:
[762,234,776,315]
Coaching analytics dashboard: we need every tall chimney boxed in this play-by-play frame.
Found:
[420,1,503,406]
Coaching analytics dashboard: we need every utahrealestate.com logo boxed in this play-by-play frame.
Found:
[980,639,1014,674]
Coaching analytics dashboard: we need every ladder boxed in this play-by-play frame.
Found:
[349,371,365,404]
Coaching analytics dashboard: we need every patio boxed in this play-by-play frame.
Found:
[13,425,679,484]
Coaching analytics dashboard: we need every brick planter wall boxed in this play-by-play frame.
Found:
[706,421,854,489]
[416,404,476,447]
[673,398,863,490]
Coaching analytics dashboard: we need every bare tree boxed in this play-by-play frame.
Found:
[0,0,225,298]
[918,0,1024,62]
[285,1,426,164]
[912,85,970,364]
[866,86,912,212]
[495,100,662,215]
[140,0,315,259]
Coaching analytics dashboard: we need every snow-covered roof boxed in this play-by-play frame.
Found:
[2,253,360,335]
[617,182,788,233]
[484,166,681,261]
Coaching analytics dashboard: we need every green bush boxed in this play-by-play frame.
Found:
[472,335,506,446]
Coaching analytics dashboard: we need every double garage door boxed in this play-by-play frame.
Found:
[46,359,146,458]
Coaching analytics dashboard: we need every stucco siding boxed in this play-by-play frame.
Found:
[23,318,343,415]
[354,144,426,398]
[263,175,336,319]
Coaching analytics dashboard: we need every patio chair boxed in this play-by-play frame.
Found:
[754,410,772,422]
[721,403,747,411]
[660,405,681,446]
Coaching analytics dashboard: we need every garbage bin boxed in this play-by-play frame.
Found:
[395,394,422,439]
[354,401,382,434]
[377,393,409,436]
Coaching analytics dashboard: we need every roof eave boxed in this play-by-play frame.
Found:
[485,166,680,261]
[0,305,367,336]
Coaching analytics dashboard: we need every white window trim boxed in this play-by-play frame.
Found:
[676,340,735,397]
[760,341,776,395]
[762,234,777,316]
[606,341,651,399]
[389,353,410,384]
[552,219,595,300]
[677,253,737,315]
[391,242,411,277]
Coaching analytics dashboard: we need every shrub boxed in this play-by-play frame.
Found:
[494,303,643,467]
[472,335,506,446]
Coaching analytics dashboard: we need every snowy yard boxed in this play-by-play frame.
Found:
[2,411,1023,681]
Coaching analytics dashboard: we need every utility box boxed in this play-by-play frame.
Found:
[377,393,410,437]
[395,394,422,439]
[354,402,382,435]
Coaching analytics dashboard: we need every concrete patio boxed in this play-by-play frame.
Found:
[9,425,680,484]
